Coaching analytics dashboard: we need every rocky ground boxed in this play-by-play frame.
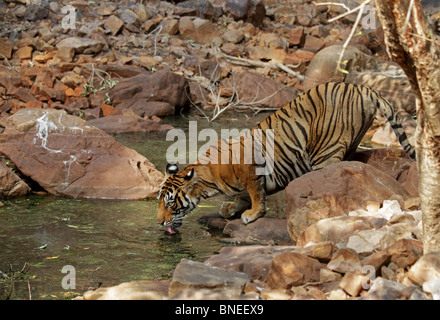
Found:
[1,0,440,300]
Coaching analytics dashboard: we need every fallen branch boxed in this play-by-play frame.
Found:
[215,49,304,81]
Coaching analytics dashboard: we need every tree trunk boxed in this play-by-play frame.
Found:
[375,0,440,254]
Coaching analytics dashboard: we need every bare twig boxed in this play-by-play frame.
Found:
[0,54,19,73]
[403,0,415,35]
[215,48,304,81]
[320,0,371,75]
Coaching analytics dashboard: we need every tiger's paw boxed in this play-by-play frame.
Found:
[241,209,265,225]
[219,201,237,219]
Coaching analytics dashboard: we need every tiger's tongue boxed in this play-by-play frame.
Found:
[164,225,177,235]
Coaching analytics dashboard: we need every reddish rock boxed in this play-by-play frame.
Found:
[401,162,419,197]
[0,38,14,59]
[109,71,189,117]
[265,252,322,289]
[286,161,410,242]
[15,46,33,60]
[302,35,325,53]
[0,160,30,197]
[283,50,314,65]
[289,26,305,46]
[363,239,423,272]
[222,217,293,245]
[205,245,297,281]
[178,17,220,44]
[0,108,163,199]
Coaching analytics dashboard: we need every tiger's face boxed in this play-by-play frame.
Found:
[157,164,198,234]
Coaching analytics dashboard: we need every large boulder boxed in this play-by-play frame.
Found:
[0,108,163,199]
[286,161,410,242]
[109,71,190,118]
[303,45,374,91]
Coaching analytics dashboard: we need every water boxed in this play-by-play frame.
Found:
[0,111,271,300]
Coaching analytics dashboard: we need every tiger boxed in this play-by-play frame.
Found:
[157,82,415,234]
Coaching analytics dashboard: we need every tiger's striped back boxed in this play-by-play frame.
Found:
[253,82,415,194]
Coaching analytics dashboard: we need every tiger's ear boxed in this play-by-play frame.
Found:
[184,168,195,181]
[183,168,197,192]
[166,163,179,176]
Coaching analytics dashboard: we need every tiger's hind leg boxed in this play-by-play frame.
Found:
[219,195,251,219]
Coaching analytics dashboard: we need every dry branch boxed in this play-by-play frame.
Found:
[215,49,304,81]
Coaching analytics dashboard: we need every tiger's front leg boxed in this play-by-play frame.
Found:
[240,177,266,224]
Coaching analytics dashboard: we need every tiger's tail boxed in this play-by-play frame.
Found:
[373,91,416,159]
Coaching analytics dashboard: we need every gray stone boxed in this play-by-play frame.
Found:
[169,259,251,297]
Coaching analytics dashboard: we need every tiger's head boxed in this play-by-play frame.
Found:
[157,163,199,234]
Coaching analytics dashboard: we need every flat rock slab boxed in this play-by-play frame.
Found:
[169,258,251,297]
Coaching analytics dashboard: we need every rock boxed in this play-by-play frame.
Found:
[83,280,170,300]
[88,115,173,134]
[15,46,33,60]
[327,248,362,274]
[339,272,365,297]
[198,213,229,230]
[0,109,163,199]
[178,17,219,44]
[0,159,30,197]
[222,29,245,44]
[286,161,410,243]
[295,3,318,26]
[423,279,440,300]
[56,37,105,54]
[104,15,124,36]
[171,288,242,300]
[283,50,315,65]
[109,71,189,118]
[265,252,322,289]
[346,229,396,256]
[289,26,305,46]
[401,162,419,198]
[120,9,139,26]
[302,35,325,53]
[298,241,335,263]
[363,239,424,273]
[219,0,266,27]
[220,71,297,109]
[160,18,179,35]
[363,277,412,300]
[25,4,49,22]
[0,38,14,59]
[303,45,374,91]
[169,259,251,297]
[222,217,293,245]
[408,253,440,287]
[298,215,375,246]
[205,245,296,281]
